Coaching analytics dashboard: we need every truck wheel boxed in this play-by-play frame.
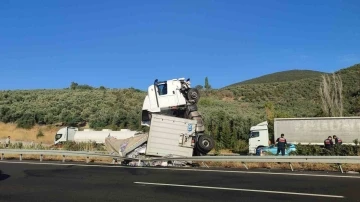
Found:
[187,88,200,103]
[197,135,214,153]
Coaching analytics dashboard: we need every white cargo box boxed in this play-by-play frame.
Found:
[145,114,197,157]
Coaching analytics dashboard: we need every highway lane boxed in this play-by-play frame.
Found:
[0,161,359,201]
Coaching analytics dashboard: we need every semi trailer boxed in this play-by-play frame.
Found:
[54,128,139,145]
[105,113,198,159]
[248,116,360,154]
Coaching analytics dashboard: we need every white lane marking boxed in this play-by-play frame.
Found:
[0,160,359,179]
[134,182,345,198]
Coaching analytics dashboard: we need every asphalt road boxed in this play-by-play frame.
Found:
[0,161,359,202]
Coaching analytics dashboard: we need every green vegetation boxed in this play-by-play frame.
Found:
[226,69,326,86]
[290,144,360,156]
[37,129,44,139]
[62,141,106,151]
[0,142,47,150]
[0,87,145,131]
[0,63,359,153]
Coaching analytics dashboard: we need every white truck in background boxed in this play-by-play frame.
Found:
[248,116,360,154]
[54,128,140,144]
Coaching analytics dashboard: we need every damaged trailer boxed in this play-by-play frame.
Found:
[105,114,199,166]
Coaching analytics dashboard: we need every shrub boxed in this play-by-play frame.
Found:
[37,130,44,139]
[62,141,105,151]
[290,144,360,156]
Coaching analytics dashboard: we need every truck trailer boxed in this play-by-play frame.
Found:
[248,116,360,154]
[54,128,140,145]
[105,114,198,159]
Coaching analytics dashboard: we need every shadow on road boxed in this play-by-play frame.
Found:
[0,170,10,181]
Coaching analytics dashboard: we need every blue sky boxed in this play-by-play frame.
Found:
[0,0,359,90]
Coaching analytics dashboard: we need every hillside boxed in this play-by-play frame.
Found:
[226,69,326,86]
[223,64,360,115]
[0,63,359,152]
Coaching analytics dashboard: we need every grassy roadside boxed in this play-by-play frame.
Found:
[202,161,360,173]
[0,123,60,145]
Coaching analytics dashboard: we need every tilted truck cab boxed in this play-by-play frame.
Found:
[141,78,214,155]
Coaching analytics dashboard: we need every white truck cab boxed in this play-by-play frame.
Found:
[141,78,189,126]
[248,121,270,154]
[54,127,78,144]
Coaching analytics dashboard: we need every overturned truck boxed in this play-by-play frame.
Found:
[105,78,215,162]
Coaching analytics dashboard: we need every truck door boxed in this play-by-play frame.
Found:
[249,131,261,154]
[156,81,179,108]
[147,85,161,112]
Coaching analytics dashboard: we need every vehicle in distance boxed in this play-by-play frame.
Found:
[256,144,296,156]
[248,116,360,154]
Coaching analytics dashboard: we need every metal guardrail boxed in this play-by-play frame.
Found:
[145,155,360,173]
[148,155,360,163]
[0,149,135,164]
[1,149,359,173]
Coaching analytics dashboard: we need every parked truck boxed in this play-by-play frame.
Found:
[248,116,360,154]
[54,128,139,145]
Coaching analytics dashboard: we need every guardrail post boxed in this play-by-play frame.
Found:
[62,155,65,163]
[242,162,249,170]
[20,154,22,161]
[40,154,43,162]
[338,163,344,173]
[289,163,294,171]
[202,162,209,168]
[1,153,3,160]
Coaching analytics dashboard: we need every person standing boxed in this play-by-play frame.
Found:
[5,136,10,147]
[333,135,342,145]
[276,134,287,156]
[324,136,333,150]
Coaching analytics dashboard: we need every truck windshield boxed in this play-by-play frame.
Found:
[249,131,260,138]
[55,134,62,141]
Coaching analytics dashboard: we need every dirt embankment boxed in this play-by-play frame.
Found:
[0,123,60,145]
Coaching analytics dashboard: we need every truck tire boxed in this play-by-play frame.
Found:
[197,135,215,153]
[187,88,200,103]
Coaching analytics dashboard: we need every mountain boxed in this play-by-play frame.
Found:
[226,69,327,87]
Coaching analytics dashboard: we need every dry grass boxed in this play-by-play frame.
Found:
[201,161,360,172]
[221,97,235,102]
[202,149,360,172]
[208,149,235,155]
[0,123,60,144]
